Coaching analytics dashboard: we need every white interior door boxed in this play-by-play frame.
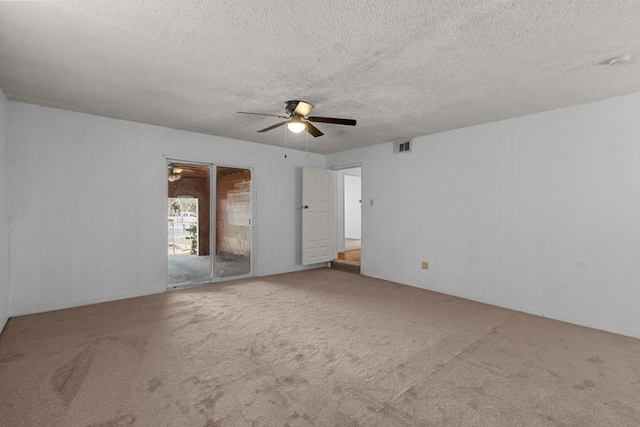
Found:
[302,167,334,265]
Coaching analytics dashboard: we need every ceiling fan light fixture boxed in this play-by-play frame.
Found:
[168,173,182,182]
[287,120,306,133]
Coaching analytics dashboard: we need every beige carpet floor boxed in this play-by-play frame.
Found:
[1,269,640,426]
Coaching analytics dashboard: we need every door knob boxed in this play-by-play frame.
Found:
[303,205,309,209]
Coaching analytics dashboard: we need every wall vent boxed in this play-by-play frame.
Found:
[393,139,412,154]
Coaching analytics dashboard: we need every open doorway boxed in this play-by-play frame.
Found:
[342,173,361,261]
[332,166,362,273]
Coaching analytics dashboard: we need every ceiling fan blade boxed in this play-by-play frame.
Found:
[257,121,287,133]
[305,122,324,137]
[293,101,314,117]
[307,116,356,126]
[238,111,288,119]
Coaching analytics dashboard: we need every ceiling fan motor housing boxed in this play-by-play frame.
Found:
[285,100,303,116]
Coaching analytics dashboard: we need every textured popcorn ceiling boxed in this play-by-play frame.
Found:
[1,1,639,154]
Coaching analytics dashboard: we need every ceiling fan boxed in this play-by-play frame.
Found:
[238,100,356,137]
[168,163,183,182]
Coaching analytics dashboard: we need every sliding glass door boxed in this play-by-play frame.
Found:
[167,160,252,288]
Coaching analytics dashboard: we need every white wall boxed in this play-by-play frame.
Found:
[0,89,9,332]
[344,174,361,239]
[8,103,325,316]
[327,92,640,339]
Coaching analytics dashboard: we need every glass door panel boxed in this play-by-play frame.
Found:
[167,161,211,287]
[215,166,251,279]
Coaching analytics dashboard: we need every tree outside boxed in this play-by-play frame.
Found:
[168,197,197,217]
[168,197,198,254]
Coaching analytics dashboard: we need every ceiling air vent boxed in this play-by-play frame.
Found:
[393,139,412,154]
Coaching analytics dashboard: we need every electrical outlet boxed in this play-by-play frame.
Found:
[422,261,429,270]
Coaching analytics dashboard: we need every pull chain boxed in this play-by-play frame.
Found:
[284,123,288,158]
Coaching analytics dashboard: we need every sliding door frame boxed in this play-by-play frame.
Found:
[165,156,257,288]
